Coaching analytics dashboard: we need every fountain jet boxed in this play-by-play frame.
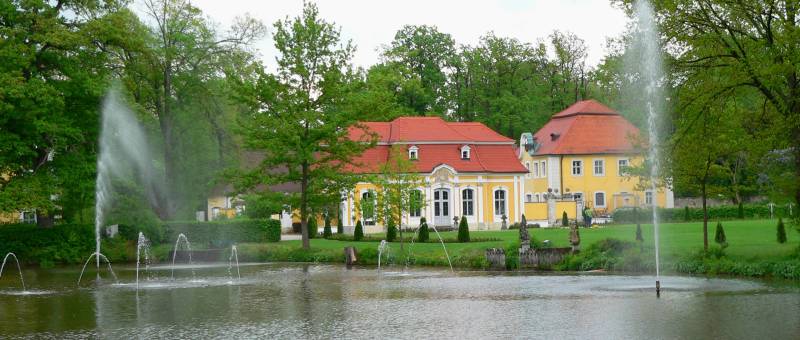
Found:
[1,253,26,291]
[77,252,118,286]
[171,233,195,279]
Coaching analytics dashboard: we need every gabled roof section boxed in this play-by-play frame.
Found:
[532,100,641,155]
[348,116,514,144]
[552,99,619,118]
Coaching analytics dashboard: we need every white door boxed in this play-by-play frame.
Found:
[433,188,450,226]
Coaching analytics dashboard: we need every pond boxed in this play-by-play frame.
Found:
[1,263,799,339]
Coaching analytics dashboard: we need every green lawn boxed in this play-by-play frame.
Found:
[227,219,799,270]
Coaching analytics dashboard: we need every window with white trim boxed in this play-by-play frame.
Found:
[461,145,471,159]
[20,211,36,224]
[494,190,506,216]
[362,190,376,225]
[409,146,419,160]
[540,160,547,177]
[525,193,532,202]
[534,193,541,202]
[572,160,583,175]
[525,162,531,178]
[618,159,629,176]
[645,191,654,206]
[533,162,539,177]
[595,192,606,207]
[594,159,605,176]
[462,189,474,216]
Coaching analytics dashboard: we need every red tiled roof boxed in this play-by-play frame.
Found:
[532,100,641,155]
[346,117,526,174]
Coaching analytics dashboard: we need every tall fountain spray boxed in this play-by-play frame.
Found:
[136,232,151,289]
[628,0,665,297]
[92,89,161,269]
[1,253,26,291]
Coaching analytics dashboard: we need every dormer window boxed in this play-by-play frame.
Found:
[408,145,419,160]
[461,145,471,160]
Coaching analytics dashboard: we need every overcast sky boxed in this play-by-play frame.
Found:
[148,0,630,71]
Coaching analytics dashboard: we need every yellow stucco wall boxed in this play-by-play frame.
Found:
[520,152,670,212]
[524,203,548,220]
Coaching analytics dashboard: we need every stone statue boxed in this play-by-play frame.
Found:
[519,214,530,251]
[501,214,508,230]
[569,221,581,252]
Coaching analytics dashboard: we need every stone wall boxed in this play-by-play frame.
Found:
[484,248,506,269]
[519,247,572,268]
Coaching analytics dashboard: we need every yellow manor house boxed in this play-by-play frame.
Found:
[342,117,529,232]
[518,100,674,226]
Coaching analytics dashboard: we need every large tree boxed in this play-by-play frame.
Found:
[236,2,373,249]
[0,0,135,226]
[618,0,800,213]
[373,145,425,251]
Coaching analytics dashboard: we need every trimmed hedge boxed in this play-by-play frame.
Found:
[163,219,281,247]
[0,224,98,266]
[613,204,793,223]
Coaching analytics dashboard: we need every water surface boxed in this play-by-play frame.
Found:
[1,263,798,339]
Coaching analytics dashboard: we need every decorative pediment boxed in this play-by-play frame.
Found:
[431,164,456,183]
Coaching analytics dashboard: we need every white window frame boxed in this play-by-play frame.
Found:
[572,159,583,176]
[540,160,547,177]
[534,193,540,202]
[573,192,584,201]
[525,161,531,178]
[525,193,533,203]
[593,159,605,176]
[461,188,474,216]
[594,191,607,208]
[493,189,507,217]
[460,145,471,160]
[533,162,539,177]
[409,146,419,160]
[645,190,654,206]
[361,190,377,226]
[618,158,629,176]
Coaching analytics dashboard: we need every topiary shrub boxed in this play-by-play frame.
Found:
[386,219,397,242]
[337,216,344,234]
[714,221,727,247]
[417,217,429,242]
[562,211,568,227]
[323,216,332,238]
[354,220,364,241]
[307,217,317,239]
[635,223,643,242]
[266,220,281,242]
[457,216,470,242]
[738,203,744,219]
[778,218,787,243]
[684,206,691,221]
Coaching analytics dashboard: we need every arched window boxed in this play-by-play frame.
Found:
[462,189,474,216]
[461,145,471,159]
[408,145,419,160]
[494,189,506,216]
[361,190,376,225]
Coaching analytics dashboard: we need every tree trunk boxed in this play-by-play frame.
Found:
[398,205,403,251]
[300,163,310,249]
[702,181,708,251]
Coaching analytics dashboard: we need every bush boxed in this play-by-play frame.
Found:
[738,203,744,219]
[323,216,332,238]
[778,218,787,243]
[417,217,429,242]
[635,223,643,242]
[0,224,97,265]
[457,216,470,242]
[714,221,727,247]
[307,217,317,239]
[354,220,364,241]
[562,211,568,227]
[386,219,397,242]
[337,216,344,234]
[613,203,791,223]
[164,219,280,247]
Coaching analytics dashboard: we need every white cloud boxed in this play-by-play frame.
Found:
[165,0,629,70]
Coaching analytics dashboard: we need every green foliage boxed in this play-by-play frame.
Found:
[685,206,691,222]
[714,222,728,247]
[0,224,98,265]
[234,2,371,249]
[323,216,332,238]
[417,217,430,242]
[164,219,280,247]
[613,204,791,223]
[558,239,645,272]
[354,220,364,241]
[635,223,643,242]
[738,203,745,219]
[307,217,317,239]
[336,215,344,235]
[244,194,284,219]
[778,218,787,244]
[562,211,568,227]
[386,219,398,242]
[457,216,470,242]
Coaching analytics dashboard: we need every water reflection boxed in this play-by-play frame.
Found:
[1,264,799,338]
